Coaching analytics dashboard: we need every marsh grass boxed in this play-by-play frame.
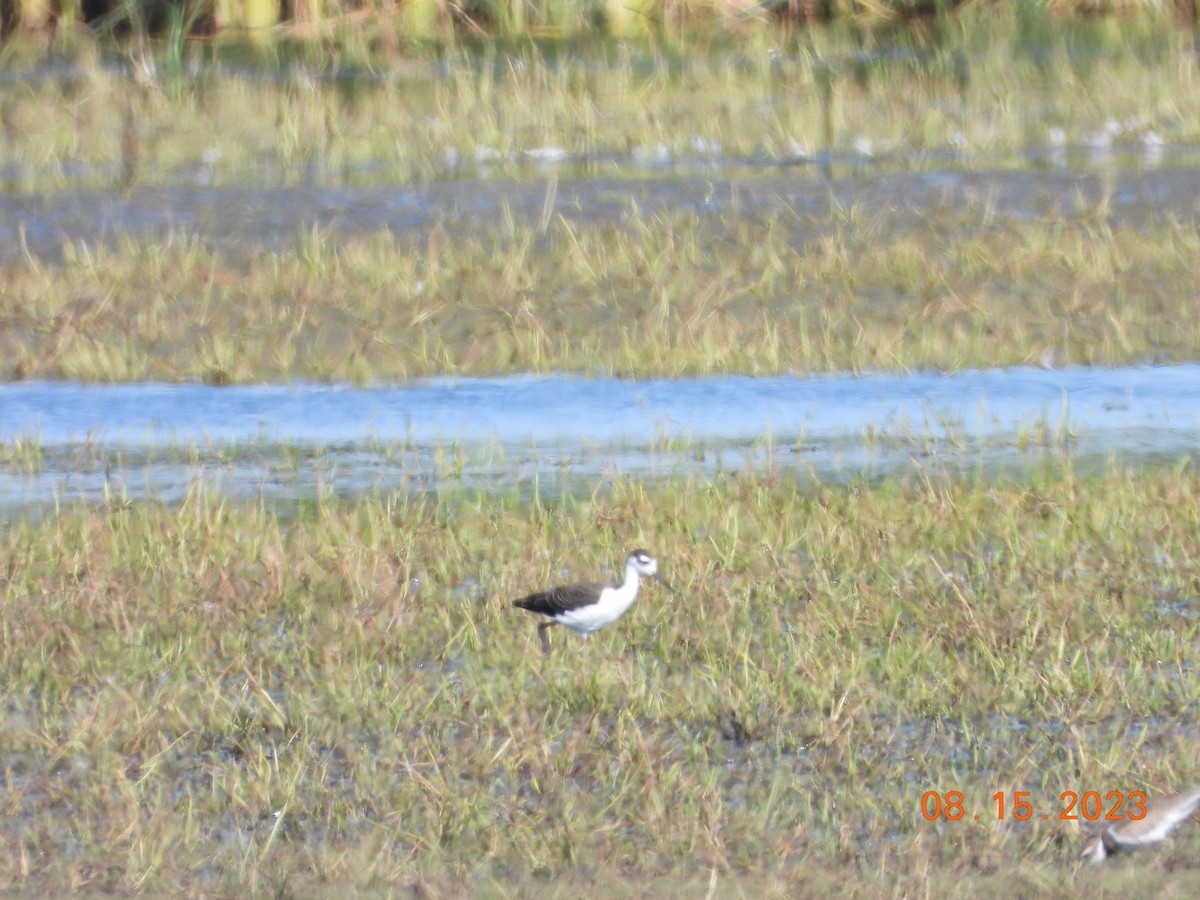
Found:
[4,465,1200,893]
[5,8,1200,383]
[1,7,1198,189]
[4,199,1200,381]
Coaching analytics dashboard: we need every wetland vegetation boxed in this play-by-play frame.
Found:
[5,467,1200,894]
[6,202,1200,382]
[4,6,1200,382]
[5,2,1200,895]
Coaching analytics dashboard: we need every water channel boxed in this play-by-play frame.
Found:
[3,364,1199,520]
[6,100,1200,521]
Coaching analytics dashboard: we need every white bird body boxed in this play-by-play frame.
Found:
[552,558,645,636]
[513,549,673,654]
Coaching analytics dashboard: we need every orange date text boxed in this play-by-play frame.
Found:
[920,790,1147,822]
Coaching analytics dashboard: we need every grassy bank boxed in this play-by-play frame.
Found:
[4,199,1199,382]
[3,465,1200,893]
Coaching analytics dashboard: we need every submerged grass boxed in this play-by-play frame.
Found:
[4,464,1200,893]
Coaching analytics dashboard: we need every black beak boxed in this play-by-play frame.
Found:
[655,572,678,595]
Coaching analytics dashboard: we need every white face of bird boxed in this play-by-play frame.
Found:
[629,549,679,595]
[629,550,658,577]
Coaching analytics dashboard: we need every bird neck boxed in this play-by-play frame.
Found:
[619,558,642,591]
[1101,831,1119,857]
[594,560,641,614]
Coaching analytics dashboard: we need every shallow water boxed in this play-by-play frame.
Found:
[4,164,1199,265]
[3,364,1199,520]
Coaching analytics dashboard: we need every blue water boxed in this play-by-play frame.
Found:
[2,365,1199,519]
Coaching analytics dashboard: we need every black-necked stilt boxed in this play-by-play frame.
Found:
[1079,786,1200,864]
[513,549,675,655]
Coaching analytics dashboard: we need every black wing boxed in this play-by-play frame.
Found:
[514,581,604,616]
